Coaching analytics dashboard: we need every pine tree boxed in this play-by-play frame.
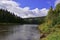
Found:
[47,6,53,20]
[55,3,60,12]
[45,6,54,27]
[0,9,24,23]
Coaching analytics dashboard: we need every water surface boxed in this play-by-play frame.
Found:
[0,24,40,40]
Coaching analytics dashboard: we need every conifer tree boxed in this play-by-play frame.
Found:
[0,9,24,23]
[45,6,54,26]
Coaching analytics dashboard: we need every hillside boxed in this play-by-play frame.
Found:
[0,9,45,24]
[23,16,45,24]
[38,3,60,40]
[0,9,24,24]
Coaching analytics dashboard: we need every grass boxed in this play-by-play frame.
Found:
[38,23,60,40]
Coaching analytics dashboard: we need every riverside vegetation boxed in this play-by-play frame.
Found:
[38,3,60,40]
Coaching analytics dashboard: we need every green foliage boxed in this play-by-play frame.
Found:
[41,31,60,40]
[55,3,60,12]
[46,6,53,20]
[41,24,60,40]
[0,9,24,23]
[24,17,45,24]
[38,3,60,40]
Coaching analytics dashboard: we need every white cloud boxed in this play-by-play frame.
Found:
[0,0,48,18]
[32,8,48,17]
[55,0,60,6]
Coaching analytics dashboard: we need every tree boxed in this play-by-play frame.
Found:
[0,9,24,23]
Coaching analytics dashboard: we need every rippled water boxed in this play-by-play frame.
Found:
[0,24,40,40]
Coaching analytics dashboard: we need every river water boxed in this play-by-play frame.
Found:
[0,24,40,40]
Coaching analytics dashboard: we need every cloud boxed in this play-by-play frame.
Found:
[55,0,60,6]
[0,0,48,18]
[31,8,48,17]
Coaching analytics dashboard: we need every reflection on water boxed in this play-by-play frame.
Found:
[0,24,40,40]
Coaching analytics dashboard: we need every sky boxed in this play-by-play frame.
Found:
[0,0,60,18]
[13,0,55,9]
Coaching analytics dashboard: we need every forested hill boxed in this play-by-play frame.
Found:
[0,9,24,23]
[0,9,45,24]
[23,16,45,24]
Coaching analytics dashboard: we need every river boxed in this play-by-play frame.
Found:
[0,24,40,40]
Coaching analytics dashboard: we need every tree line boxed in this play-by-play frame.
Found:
[0,9,24,23]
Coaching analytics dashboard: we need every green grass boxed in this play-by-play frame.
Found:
[41,31,60,40]
[38,23,60,40]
